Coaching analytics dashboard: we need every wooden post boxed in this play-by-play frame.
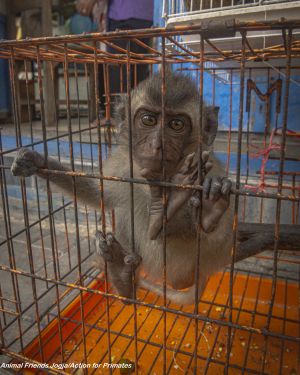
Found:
[6,0,16,40]
[42,0,56,127]
[88,64,97,122]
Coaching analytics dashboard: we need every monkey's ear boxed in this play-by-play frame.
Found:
[114,95,128,143]
[114,94,127,122]
[203,106,219,146]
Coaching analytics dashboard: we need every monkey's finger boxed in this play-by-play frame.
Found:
[190,153,199,169]
[209,176,222,201]
[180,152,195,174]
[140,168,150,178]
[201,150,210,164]
[106,233,114,247]
[185,152,196,168]
[185,152,195,163]
[190,167,198,182]
[124,253,142,268]
[204,161,213,174]
[221,178,232,197]
[190,195,200,208]
[95,231,113,262]
[203,176,212,200]
[95,230,106,244]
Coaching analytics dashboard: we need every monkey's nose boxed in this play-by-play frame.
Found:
[149,138,162,157]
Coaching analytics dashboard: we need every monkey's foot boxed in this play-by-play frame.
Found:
[95,231,141,266]
[190,175,232,208]
[194,176,232,233]
[11,148,44,177]
[203,175,232,202]
[95,231,141,301]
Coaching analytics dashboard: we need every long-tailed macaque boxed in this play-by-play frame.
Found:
[11,72,233,305]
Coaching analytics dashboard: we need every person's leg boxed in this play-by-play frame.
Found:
[107,19,127,95]
[107,18,153,95]
[123,19,153,86]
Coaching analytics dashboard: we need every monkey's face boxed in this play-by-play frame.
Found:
[133,106,192,178]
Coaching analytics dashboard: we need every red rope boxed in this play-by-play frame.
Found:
[244,128,281,192]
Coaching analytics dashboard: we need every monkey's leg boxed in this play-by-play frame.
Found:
[11,148,103,209]
[95,231,141,301]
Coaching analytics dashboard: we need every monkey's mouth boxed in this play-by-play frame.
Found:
[140,167,162,179]
[140,165,177,180]
[138,156,178,179]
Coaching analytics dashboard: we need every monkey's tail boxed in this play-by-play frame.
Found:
[139,278,198,306]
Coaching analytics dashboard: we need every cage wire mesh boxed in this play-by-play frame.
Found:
[0,20,299,374]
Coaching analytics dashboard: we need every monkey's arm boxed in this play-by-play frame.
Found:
[11,148,108,209]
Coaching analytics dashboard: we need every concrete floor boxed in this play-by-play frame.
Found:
[0,175,99,361]
[0,119,103,363]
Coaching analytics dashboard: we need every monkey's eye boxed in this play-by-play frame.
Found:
[168,119,185,132]
[141,114,157,127]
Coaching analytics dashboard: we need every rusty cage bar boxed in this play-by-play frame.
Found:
[0,20,299,374]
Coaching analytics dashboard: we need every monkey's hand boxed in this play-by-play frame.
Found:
[191,176,232,232]
[166,151,212,221]
[148,152,212,240]
[11,148,45,177]
[95,231,141,302]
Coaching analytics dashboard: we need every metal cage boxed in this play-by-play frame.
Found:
[0,20,299,374]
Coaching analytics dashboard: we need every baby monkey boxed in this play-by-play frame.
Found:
[11,72,233,305]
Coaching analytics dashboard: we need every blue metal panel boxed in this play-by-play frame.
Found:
[280,75,300,132]
[150,1,300,176]
[201,69,300,133]
[0,14,10,116]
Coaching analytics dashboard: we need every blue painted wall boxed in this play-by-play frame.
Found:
[153,0,300,133]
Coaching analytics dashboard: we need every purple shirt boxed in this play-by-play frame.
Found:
[108,0,154,22]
